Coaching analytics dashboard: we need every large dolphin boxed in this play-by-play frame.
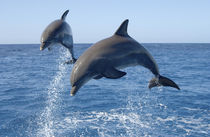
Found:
[40,10,76,63]
[70,19,180,96]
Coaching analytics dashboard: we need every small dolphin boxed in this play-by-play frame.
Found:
[40,10,76,63]
[70,19,180,96]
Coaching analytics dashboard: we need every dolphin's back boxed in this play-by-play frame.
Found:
[41,20,71,43]
[78,35,148,62]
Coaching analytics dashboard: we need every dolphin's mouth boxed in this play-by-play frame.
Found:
[40,42,50,51]
[40,43,46,51]
[40,47,44,51]
[70,86,78,96]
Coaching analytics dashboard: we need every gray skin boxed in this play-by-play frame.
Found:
[40,10,76,63]
[70,19,180,96]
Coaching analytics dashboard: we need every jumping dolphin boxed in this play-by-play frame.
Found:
[40,10,76,63]
[70,19,180,96]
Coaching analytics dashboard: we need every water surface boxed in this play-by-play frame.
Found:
[0,43,209,136]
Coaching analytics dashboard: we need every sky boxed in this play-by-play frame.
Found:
[0,0,210,44]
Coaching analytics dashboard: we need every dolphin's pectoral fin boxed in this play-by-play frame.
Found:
[93,75,103,80]
[102,67,126,79]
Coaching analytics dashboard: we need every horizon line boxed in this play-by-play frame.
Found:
[0,42,210,45]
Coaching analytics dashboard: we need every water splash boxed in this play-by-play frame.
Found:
[54,68,158,136]
[37,47,70,137]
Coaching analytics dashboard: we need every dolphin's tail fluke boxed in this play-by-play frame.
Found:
[148,75,180,90]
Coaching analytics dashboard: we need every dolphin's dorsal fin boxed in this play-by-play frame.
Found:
[114,19,129,37]
[61,10,69,20]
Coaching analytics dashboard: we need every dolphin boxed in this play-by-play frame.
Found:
[70,19,180,96]
[40,10,76,63]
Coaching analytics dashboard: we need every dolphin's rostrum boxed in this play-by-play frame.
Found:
[70,19,180,96]
[40,10,76,63]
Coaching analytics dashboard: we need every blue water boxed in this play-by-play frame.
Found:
[0,43,209,137]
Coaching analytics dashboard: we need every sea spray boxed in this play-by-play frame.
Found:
[58,68,155,136]
[37,47,70,137]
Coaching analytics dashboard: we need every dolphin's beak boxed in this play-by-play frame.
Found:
[70,86,79,96]
[40,43,45,51]
[70,73,93,96]
[40,42,50,51]
[40,46,44,51]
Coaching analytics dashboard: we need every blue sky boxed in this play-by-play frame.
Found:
[0,0,210,44]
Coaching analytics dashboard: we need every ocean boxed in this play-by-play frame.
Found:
[0,43,209,137]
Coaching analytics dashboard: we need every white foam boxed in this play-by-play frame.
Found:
[56,89,155,137]
[61,109,150,136]
[157,115,209,135]
[156,116,176,122]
